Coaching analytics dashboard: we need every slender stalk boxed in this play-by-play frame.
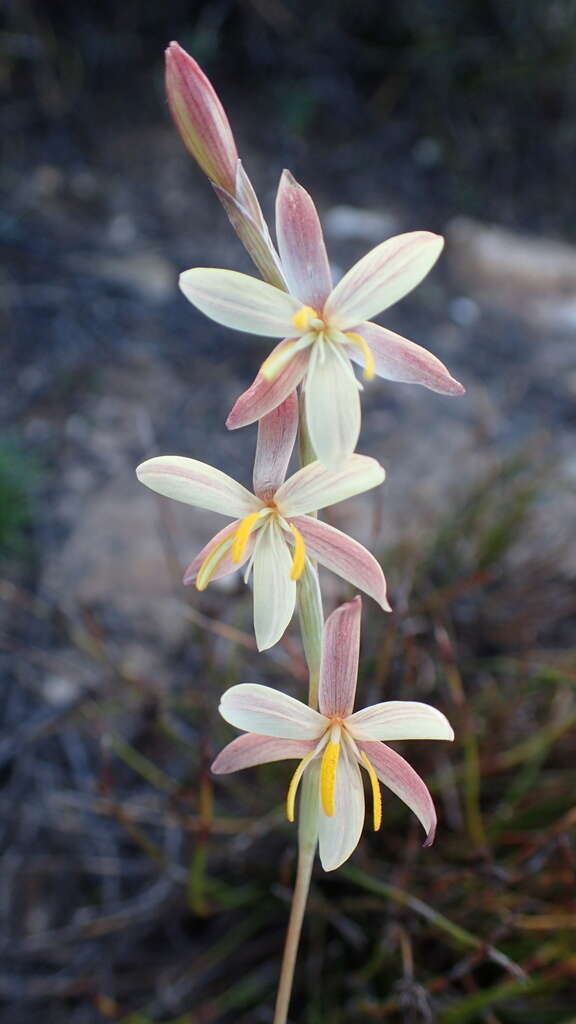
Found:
[272,840,315,1024]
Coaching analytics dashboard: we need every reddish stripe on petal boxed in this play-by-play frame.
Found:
[253,392,299,501]
[211,733,315,774]
[359,741,437,846]
[352,321,465,396]
[292,515,390,612]
[318,597,362,718]
[275,169,332,309]
[165,42,238,192]
[226,341,309,429]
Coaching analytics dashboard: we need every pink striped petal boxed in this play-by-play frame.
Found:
[165,42,238,192]
[347,702,454,742]
[352,322,464,395]
[226,341,309,429]
[318,597,362,718]
[275,169,332,309]
[253,392,299,501]
[293,516,390,611]
[211,733,315,774]
[275,454,385,518]
[136,456,260,518]
[182,520,256,586]
[318,745,365,871]
[325,231,444,328]
[359,741,438,846]
[219,683,326,739]
[179,269,301,337]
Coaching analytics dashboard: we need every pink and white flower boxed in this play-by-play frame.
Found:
[180,170,464,468]
[212,597,454,870]
[136,395,389,652]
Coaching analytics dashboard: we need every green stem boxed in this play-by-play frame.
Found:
[272,840,315,1024]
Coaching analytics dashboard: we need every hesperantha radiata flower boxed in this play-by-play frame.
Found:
[136,394,389,651]
[179,169,464,468]
[212,597,454,870]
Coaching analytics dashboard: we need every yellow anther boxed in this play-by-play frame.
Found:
[292,305,319,333]
[261,340,298,382]
[346,332,375,380]
[320,741,340,817]
[286,750,316,822]
[231,512,261,564]
[196,533,234,591]
[289,523,306,581]
[360,750,382,831]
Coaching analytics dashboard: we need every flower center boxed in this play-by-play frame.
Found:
[285,720,383,830]
[195,507,307,592]
[289,306,375,381]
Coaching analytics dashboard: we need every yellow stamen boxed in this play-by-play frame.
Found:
[231,511,261,564]
[292,305,319,333]
[289,523,306,580]
[360,750,382,831]
[320,741,340,817]
[260,340,298,382]
[196,533,234,591]
[286,750,317,822]
[346,331,375,380]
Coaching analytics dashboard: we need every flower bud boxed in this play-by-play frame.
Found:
[165,41,238,192]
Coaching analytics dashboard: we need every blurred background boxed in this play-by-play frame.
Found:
[2,0,576,1021]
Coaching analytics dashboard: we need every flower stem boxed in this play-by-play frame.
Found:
[272,837,315,1024]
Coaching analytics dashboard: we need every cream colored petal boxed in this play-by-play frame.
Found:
[179,268,302,336]
[136,456,260,518]
[347,701,455,742]
[275,454,384,518]
[325,231,444,327]
[304,344,361,469]
[252,524,297,650]
[219,683,327,739]
[359,740,437,846]
[318,744,365,871]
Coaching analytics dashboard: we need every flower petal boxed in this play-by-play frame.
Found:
[252,392,299,501]
[325,231,444,327]
[136,456,259,518]
[226,340,309,429]
[275,169,332,309]
[182,520,256,586]
[275,454,385,518]
[318,744,365,871]
[252,524,297,650]
[318,597,362,718]
[293,516,390,612]
[211,733,315,773]
[219,683,326,738]
[179,268,302,337]
[304,344,361,468]
[351,322,465,395]
[359,740,438,846]
[347,701,455,742]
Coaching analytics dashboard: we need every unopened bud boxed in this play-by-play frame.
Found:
[165,41,238,192]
